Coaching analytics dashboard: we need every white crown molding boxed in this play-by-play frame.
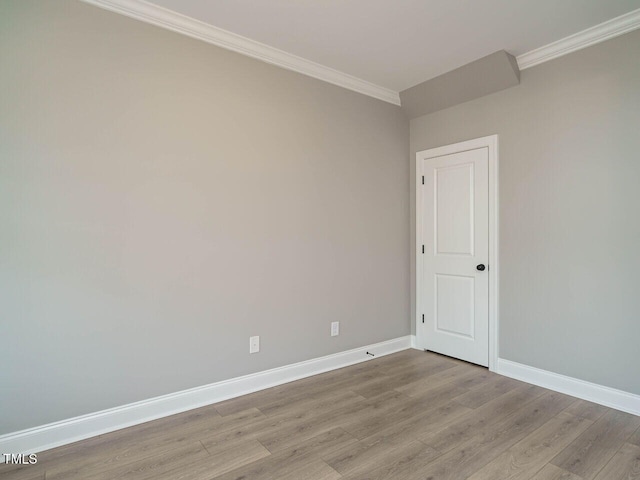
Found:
[497,358,640,417]
[517,8,640,70]
[80,0,640,106]
[0,336,411,458]
[80,0,401,105]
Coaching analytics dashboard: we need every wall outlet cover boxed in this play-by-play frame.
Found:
[331,322,339,337]
[249,336,260,354]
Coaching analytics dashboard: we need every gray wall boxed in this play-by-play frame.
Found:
[0,0,409,434]
[411,29,640,395]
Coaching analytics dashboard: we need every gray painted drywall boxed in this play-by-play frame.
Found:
[0,0,409,434]
[400,51,520,119]
[410,29,640,395]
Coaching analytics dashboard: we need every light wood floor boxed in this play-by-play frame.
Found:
[2,350,640,480]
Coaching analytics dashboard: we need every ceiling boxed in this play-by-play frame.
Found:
[147,0,639,92]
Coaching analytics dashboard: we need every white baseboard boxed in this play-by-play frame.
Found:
[0,336,411,458]
[496,358,640,417]
[410,334,421,350]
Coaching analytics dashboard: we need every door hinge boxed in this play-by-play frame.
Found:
[422,314,424,324]
[422,245,424,254]
[422,176,424,185]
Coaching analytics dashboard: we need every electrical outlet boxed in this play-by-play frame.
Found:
[249,336,260,354]
[331,322,339,337]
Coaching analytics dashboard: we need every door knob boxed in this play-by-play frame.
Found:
[476,264,486,271]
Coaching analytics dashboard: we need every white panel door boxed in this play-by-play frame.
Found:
[421,147,489,366]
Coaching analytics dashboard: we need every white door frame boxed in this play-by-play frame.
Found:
[416,135,499,372]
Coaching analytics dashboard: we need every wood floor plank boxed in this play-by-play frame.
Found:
[200,389,362,454]
[207,426,354,479]
[155,439,271,480]
[378,349,456,372]
[629,426,640,447]
[256,390,406,452]
[203,426,357,467]
[80,442,208,480]
[453,375,523,409]
[376,352,456,377]
[351,360,456,399]
[341,381,469,439]
[277,427,360,461]
[467,412,592,480]
[562,399,609,422]
[258,388,364,418]
[528,464,584,480]
[593,442,640,480]
[264,388,365,432]
[275,458,341,480]
[203,440,272,477]
[244,389,375,452]
[551,409,640,479]
[395,363,491,398]
[188,409,272,450]
[211,362,373,417]
[457,368,506,390]
[283,427,361,458]
[419,383,546,453]
[0,465,45,480]
[414,391,576,480]
[213,388,293,417]
[323,432,418,476]
[338,440,440,480]
[360,401,473,445]
[210,448,324,480]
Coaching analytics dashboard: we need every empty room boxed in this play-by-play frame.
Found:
[1,0,640,479]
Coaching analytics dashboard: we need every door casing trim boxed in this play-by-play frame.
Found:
[415,135,499,371]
